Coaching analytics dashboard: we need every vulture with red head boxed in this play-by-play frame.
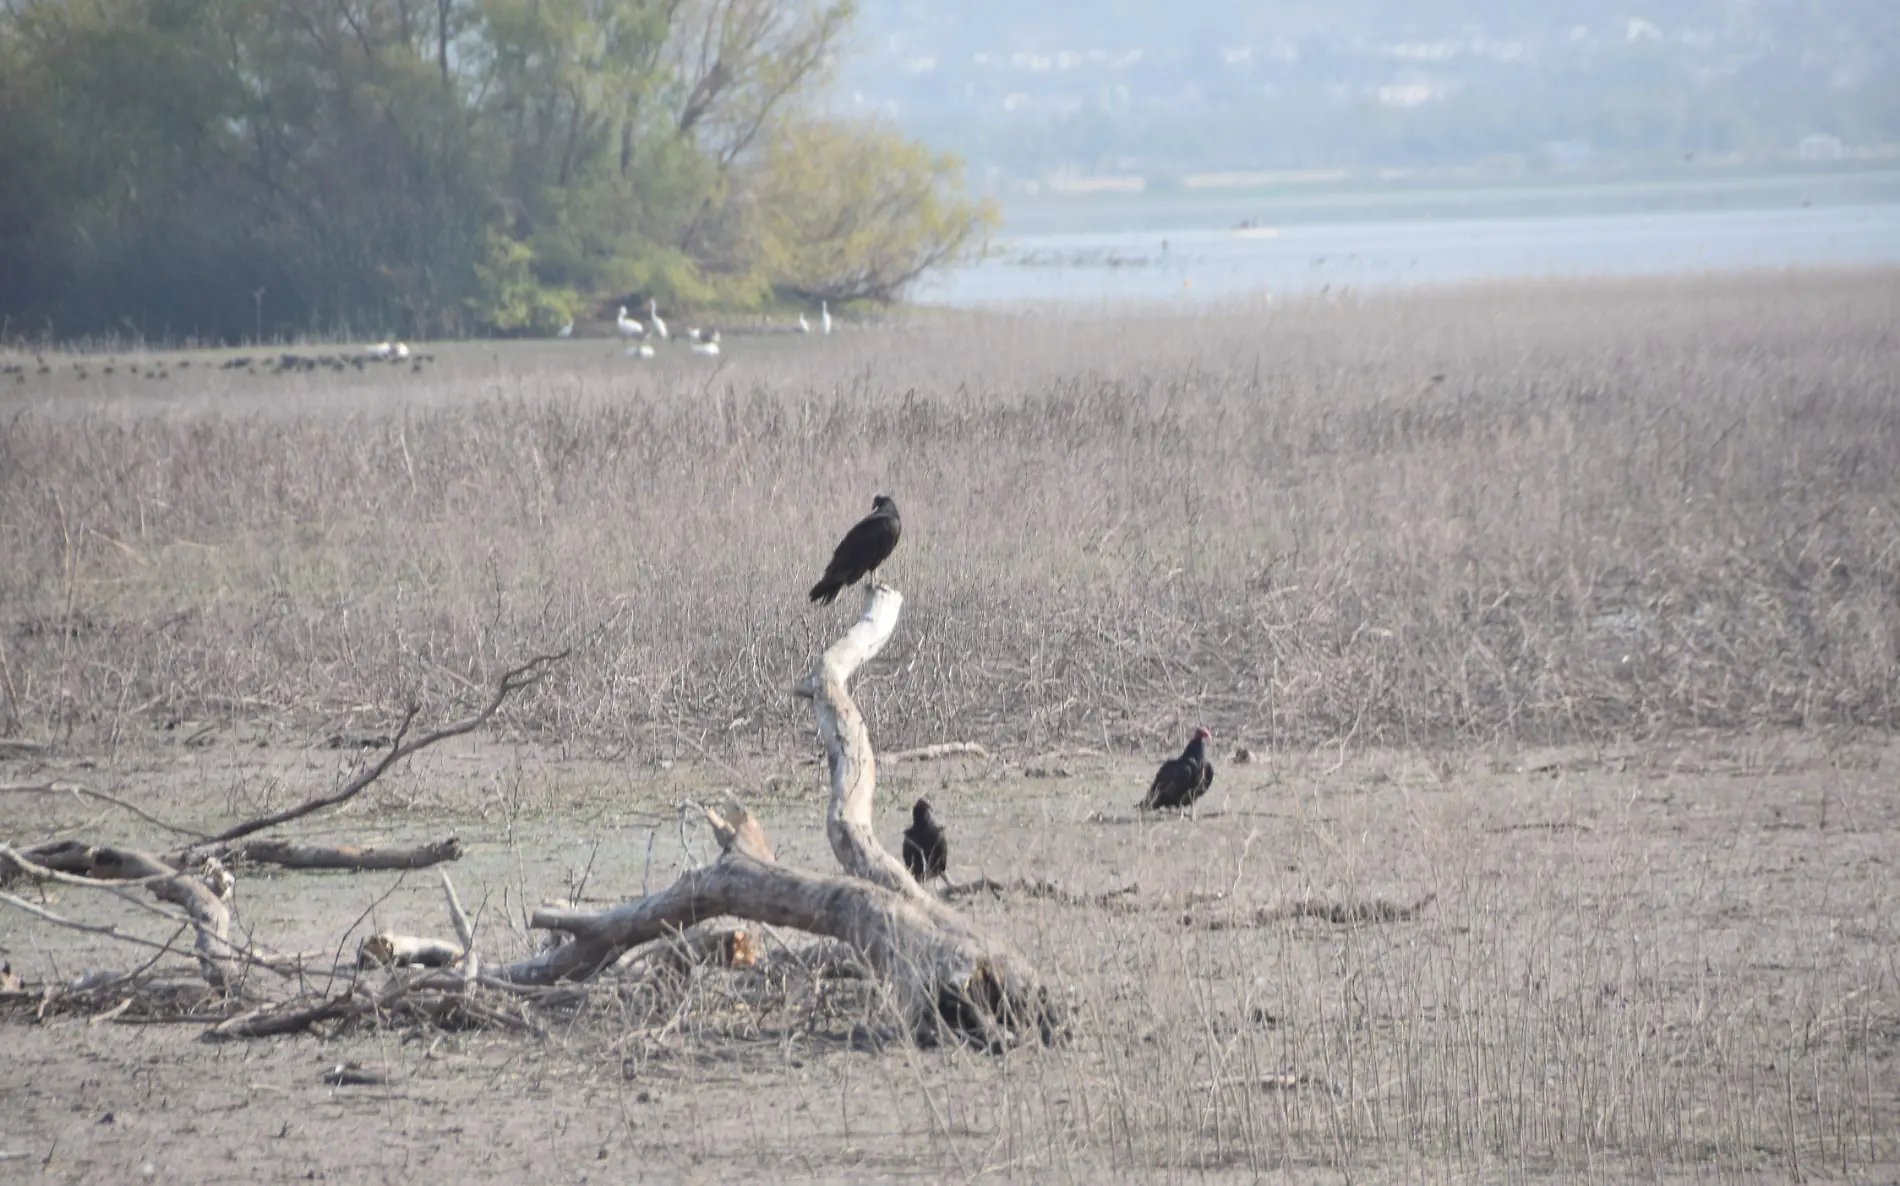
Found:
[1141,726,1216,810]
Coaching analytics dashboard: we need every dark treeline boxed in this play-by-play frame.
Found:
[0,0,994,343]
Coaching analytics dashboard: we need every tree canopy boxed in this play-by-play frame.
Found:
[0,0,996,341]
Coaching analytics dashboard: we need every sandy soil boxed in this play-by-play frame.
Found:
[3,730,1898,1183]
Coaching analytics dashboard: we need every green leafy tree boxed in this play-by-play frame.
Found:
[0,0,992,341]
[756,119,999,303]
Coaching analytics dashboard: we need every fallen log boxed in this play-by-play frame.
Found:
[620,925,762,981]
[1,842,242,991]
[943,877,1141,909]
[500,586,1062,1047]
[883,742,991,763]
[357,933,463,968]
[0,658,557,1002]
[206,836,463,871]
[213,990,369,1039]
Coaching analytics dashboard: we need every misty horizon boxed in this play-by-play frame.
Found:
[837,0,1899,185]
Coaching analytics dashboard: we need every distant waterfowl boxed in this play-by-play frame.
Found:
[365,341,396,360]
[625,342,656,359]
[556,318,574,338]
[617,306,646,338]
[797,312,811,334]
[391,341,410,361]
[648,298,668,340]
[689,330,720,356]
[820,300,833,335]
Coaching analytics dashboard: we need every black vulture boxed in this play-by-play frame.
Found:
[809,495,902,604]
[1141,726,1216,810]
[902,798,948,883]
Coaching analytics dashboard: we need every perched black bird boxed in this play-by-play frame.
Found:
[1141,726,1216,810]
[809,495,902,604]
[902,798,948,883]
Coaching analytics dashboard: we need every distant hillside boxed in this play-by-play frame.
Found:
[839,0,1900,179]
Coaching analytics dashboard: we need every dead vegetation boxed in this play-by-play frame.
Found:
[2,589,1060,1053]
[3,271,1898,757]
[0,273,1897,1180]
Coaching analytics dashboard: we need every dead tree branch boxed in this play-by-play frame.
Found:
[0,654,560,1016]
[1,842,241,990]
[794,585,916,892]
[943,877,1141,910]
[0,781,207,839]
[501,587,1061,1046]
[440,870,475,952]
[357,933,463,968]
[885,742,991,763]
[200,836,463,871]
[191,651,566,848]
[0,891,191,960]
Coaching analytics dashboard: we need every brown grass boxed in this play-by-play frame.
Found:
[4,265,1899,1178]
[3,269,1899,759]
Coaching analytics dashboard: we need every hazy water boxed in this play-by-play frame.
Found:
[918,202,1900,307]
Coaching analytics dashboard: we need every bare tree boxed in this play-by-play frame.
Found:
[666,0,853,168]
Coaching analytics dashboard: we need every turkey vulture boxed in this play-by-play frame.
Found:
[902,798,948,883]
[809,495,902,604]
[1141,726,1216,810]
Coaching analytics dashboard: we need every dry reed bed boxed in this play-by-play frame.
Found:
[3,270,1898,754]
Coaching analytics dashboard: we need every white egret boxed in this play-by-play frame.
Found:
[625,342,656,359]
[796,312,811,334]
[648,298,668,340]
[689,330,720,356]
[556,318,574,338]
[365,341,395,360]
[820,300,832,335]
[617,306,645,338]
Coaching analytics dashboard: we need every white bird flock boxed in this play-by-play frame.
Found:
[570,300,837,359]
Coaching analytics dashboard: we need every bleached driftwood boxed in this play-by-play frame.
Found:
[206,836,464,871]
[0,656,562,1006]
[884,742,991,763]
[357,933,463,968]
[502,586,1061,1045]
[1,842,242,990]
[798,587,915,891]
